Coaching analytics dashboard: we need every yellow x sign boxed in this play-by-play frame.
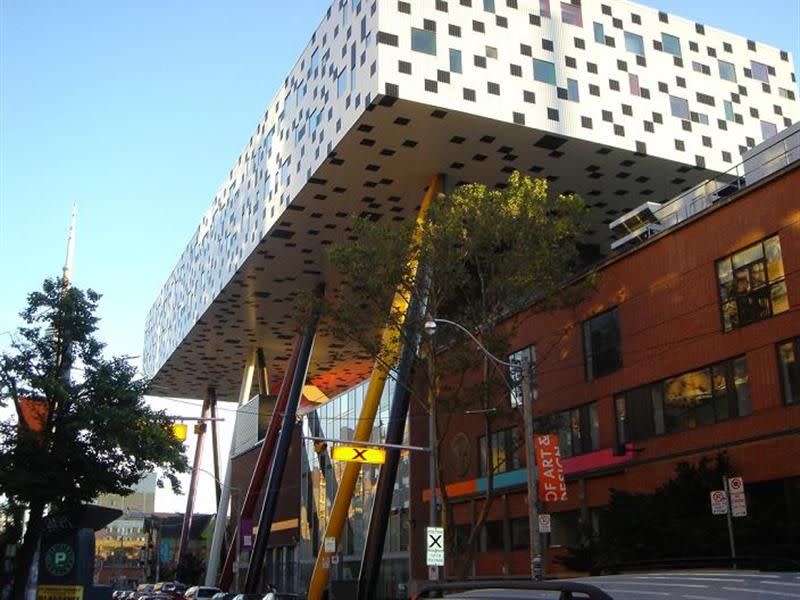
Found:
[331,445,386,464]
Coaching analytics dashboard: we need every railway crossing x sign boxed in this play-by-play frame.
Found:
[426,527,444,566]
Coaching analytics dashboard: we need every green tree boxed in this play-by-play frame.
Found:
[0,278,188,599]
[318,172,590,577]
[561,453,733,572]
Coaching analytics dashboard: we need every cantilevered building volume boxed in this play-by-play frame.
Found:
[142,0,798,596]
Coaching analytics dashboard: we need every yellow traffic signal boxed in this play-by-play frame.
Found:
[171,423,188,441]
[331,445,386,464]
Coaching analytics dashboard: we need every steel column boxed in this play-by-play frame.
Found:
[307,175,440,600]
[177,391,212,569]
[209,388,222,509]
[244,299,321,592]
[356,264,429,600]
[218,342,303,590]
[205,351,257,586]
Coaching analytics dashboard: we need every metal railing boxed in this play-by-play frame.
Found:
[657,128,799,229]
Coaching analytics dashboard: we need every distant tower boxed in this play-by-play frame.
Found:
[63,200,77,285]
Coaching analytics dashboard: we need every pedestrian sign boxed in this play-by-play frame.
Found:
[710,490,728,515]
[426,526,444,566]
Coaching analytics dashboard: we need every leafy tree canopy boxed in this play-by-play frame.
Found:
[0,277,188,515]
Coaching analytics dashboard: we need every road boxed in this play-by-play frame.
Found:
[569,571,800,599]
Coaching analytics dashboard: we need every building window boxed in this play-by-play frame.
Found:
[510,517,529,550]
[478,427,523,476]
[778,338,800,405]
[533,58,556,84]
[724,100,735,121]
[583,308,622,380]
[616,356,751,443]
[483,0,495,11]
[629,73,640,96]
[670,95,690,119]
[718,60,737,82]
[593,22,604,44]
[450,48,463,73]
[560,2,582,26]
[761,120,778,140]
[336,68,349,97]
[508,346,536,408]
[624,32,644,56]
[751,60,770,82]
[662,33,682,57]
[480,520,504,551]
[716,235,788,332]
[539,0,551,18]
[567,78,579,101]
[552,402,599,458]
[411,27,436,55]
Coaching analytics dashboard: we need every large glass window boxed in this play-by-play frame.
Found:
[724,100,735,121]
[624,32,645,56]
[670,95,690,119]
[510,517,529,550]
[751,60,770,82]
[411,27,436,55]
[778,338,800,405]
[539,0,551,18]
[616,356,750,442]
[662,33,682,57]
[336,68,348,97]
[761,120,778,140]
[583,308,622,380]
[533,59,557,84]
[480,521,504,551]
[508,346,536,408]
[567,78,579,101]
[449,48,463,73]
[552,402,599,458]
[593,22,604,44]
[716,235,788,332]
[560,2,582,26]
[629,73,641,96]
[479,427,523,476]
[718,60,737,82]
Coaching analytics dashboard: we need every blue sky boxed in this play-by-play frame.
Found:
[1,0,798,512]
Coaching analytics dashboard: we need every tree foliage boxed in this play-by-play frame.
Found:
[316,172,590,576]
[0,278,188,595]
[560,454,733,572]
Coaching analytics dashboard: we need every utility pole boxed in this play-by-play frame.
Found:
[520,355,543,580]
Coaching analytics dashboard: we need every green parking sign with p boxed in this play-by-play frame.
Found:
[44,543,75,577]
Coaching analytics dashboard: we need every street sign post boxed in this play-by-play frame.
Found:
[710,490,728,515]
[331,445,386,464]
[426,527,444,567]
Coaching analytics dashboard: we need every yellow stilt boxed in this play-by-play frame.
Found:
[307,175,440,600]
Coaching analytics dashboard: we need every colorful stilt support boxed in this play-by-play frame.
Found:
[218,341,303,590]
[177,390,212,569]
[306,175,440,600]
[357,261,431,599]
[205,352,256,586]
[244,296,321,592]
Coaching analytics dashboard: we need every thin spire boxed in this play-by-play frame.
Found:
[63,200,77,285]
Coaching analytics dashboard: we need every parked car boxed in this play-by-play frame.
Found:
[231,594,261,600]
[413,580,613,599]
[154,582,187,599]
[183,587,221,600]
[210,593,237,600]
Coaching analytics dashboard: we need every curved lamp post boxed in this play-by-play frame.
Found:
[423,316,544,581]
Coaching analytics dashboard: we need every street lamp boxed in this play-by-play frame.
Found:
[423,315,544,581]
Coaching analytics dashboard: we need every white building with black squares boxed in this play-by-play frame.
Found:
[143,0,799,405]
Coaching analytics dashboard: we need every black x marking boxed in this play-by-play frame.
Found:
[352,448,368,461]
[429,534,442,548]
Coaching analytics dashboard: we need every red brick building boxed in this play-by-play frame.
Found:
[409,155,800,580]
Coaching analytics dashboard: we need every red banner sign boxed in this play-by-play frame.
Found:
[534,434,567,502]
